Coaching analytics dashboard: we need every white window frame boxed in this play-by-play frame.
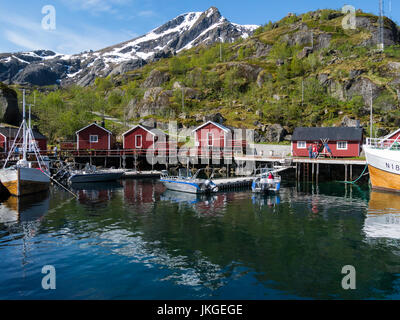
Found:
[337,141,348,150]
[89,135,98,143]
[297,141,307,149]
[135,135,142,148]
[207,133,213,147]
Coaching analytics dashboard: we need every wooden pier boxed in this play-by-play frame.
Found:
[122,170,161,179]
[213,177,254,191]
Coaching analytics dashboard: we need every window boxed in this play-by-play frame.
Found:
[337,141,348,150]
[90,135,98,143]
[207,133,213,147]
[135,135,142,148]
[297,141,306,149]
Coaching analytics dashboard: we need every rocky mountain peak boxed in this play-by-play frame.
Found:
[0,7,258,87]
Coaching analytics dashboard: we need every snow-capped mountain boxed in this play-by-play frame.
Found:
[0,7,259,87]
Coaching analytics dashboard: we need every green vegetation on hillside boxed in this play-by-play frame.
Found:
[12,9,400,143]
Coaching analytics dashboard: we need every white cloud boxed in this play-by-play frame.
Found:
[0,12,136,54]
[4,30,47,51]
[61,0,132,14]
[138,10,156,17]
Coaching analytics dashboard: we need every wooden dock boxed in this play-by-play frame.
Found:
[213,177,253,191]
[122,170,161,179]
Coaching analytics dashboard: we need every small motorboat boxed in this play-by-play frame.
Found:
[252,168,281,194]
[160,168,218,194]
[67,163,125,184]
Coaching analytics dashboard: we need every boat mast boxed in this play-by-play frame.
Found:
[22,89,27,161]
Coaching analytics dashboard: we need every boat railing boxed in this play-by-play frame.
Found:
[366,138,400,150]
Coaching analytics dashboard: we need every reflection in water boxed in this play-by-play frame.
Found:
[1,180,400,299]
[0,192,49,225]
[365,191,400,239]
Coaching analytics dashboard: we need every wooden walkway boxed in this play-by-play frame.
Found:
[213,177,253,191]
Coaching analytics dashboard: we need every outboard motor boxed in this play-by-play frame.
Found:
[204,180,218,193]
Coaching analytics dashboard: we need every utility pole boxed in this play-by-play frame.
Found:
[378,0,385,51]
[181,87,185,112]
[220,37,223,62]
[301,78,304,106]
[311,31,314,49]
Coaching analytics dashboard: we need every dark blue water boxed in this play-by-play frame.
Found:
[1,179,400,300]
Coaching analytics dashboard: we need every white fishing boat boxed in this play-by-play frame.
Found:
[160,168,218,194]
[364,134,400,192]
[251,168,281,194]
[0,90,50,197]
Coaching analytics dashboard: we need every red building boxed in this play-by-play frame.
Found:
[76,123,114,150]
[0,126,47,152]
[291,127,363,158]
[193,121,231,150]
[192,121,247,156]
[123,125,168,153]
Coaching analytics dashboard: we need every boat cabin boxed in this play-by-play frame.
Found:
[291,127,363,158]
[76,122,114,150]
[0,126,47,153]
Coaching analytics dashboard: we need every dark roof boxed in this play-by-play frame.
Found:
[123,125,168,137]
[0,127,47,140]
[291,127,363,142]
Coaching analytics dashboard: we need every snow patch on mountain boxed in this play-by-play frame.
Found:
[0,7,260,87]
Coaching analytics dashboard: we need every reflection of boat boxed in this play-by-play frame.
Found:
[70,181,122,204]
[364,191,400,239]
[0,191,50,225]
[364,135,400,192]
[252,168,281,194]
[68,164,125,184]
[161,189,213,205]
[70,181,123,191]
[252,193,281,207]
[0,91,50,196]
[160,168,218,194]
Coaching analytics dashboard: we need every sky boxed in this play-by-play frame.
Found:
[0,0,398,55]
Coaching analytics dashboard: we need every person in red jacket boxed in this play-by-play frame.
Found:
[312,144,318,158]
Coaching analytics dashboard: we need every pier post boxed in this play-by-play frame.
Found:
[345,164,348,182]
[312,162,315,183]
[316,163,319,184]
[350,165,353,181]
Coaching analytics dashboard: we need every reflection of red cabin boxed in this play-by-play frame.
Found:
[291,127,363,158]
[124,180,155,204]
[76,123,114,150]
[123,125,168,152]
[0,126,47,152]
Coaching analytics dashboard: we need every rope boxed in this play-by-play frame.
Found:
[338,165,369,185]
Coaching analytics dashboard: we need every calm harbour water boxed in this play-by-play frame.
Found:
[0,179,400,300]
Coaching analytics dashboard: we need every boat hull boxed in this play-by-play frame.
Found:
[364,146,400,192]
[0,167,50,197]
[69,171,124,184]
[160,179,206,194]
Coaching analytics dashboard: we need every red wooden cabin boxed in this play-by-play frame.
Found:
[0,126,47,153]
[192,121,247,156]
[76,123,114,150]
[123,125,168,154]
[291,127,363,158]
